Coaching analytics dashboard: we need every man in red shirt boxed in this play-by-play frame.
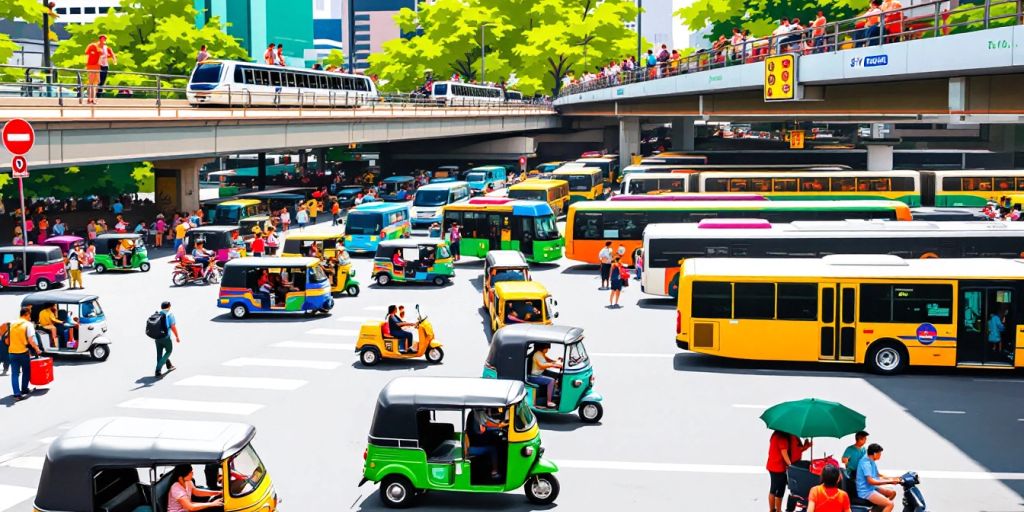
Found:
[812,12,828,52]
[766,430,813,512]
[84,35,112,104]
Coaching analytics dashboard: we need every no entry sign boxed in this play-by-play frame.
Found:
[2,118,35,156]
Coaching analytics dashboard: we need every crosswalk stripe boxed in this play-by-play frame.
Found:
[0,484,36,511]
[223,357,341,370]
[0,457,45,470]
[174,375,307,391]
[117,397,264,416]
[273,341,355,351]
[336,316,373,323]
[306,328,357,337]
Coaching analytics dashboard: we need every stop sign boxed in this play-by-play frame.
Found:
[2,119,35,156]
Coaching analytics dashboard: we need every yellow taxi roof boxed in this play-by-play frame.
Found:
[494,280,550,298]
[219,199,262,206]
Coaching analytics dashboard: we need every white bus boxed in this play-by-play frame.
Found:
[620,172,692,195]
[430,81,504,104]
[187,60,378,107]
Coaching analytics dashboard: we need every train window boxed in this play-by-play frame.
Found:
[330,76,341,89]
[299,74,310,88]
[359,78,370,91]
[704,178,728,192]
[285,73,296,87]
[318,75,328,89]
[233,67,243,83]
[962,177,992,191]
[728,178,750,192]
[434,83,448,95]
[831,177,856,192]
[256,71,269,86]
[1016,178,1024,190]
[242,68,254,84]
[994,177,1014,191]
[749,178,771,192]
[773,178,797,192]
[941,176,961,191]
[270,71,281,87]
[891,177,915,191]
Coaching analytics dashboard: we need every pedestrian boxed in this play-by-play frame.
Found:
[448,222,462,262]
[812,11,828,52]
[154,214,167,248]
[598,241,613,289]
[67,244,84,289]
[173,217,189,252]
[51,217,66,236]
[196,44,210,63]
[279,208,291,231]
[84,35,111,104]
[149,301,180,378]
[97,36,116,94]
[0,322,9,376]
[251,232,265,257]
[36,215,49,244]
[276,43,285,66]
[114,214,128,233]
[807,465,852,512]
[7,306,41,401]
[330,199,341,226]
[634,248,643,281]
[857,1,884,47]
[264,43,276,65]
[428,222,441,238]
[767,430,812,512]
[989,307,1006,354]
[296,205,309,230]
[264,227,278,255]
[608,257,625,307]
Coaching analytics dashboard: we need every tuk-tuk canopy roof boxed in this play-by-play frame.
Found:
[0,245,63,254]
[377,237,445,250]
[383,175,416,183]
[22,290,99,305]
[188,226,239,234]
[95,233,144,240]
[370,378,526,441]
[284,232,345,242]
[494,280,549,297]
[43,235,85,243]
[487,324,584,380]
[485,250,529,269]
[35,417,255,511]
[225,256,318,268]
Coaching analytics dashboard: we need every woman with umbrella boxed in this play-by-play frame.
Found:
[766,429,812,512]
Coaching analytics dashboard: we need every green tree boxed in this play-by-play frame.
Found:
[0,162,154,199]
[674,0,863,44]
[0,0,50,75]
[321,48,346,69]
[50,0,249,89]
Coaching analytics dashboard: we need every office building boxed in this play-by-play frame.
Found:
[194,0,314,67]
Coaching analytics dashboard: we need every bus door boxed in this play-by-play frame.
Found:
[486,213,504,250]
[512,216,534,258]
[819,284,857,361]
[957,284,1017,366]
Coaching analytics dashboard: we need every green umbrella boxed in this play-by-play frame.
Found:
[760,398,866,439]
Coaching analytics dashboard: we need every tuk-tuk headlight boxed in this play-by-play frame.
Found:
[572,379,583,388]
[521,446,534,457]
[589,375,595,386]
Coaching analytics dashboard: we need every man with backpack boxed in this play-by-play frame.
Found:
[147,301,180,378]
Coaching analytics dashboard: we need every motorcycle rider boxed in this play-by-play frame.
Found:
[191,240,217,278]
[855,444,900,512]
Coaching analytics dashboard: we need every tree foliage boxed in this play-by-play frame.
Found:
[321,49,346,69]
[0,162,154,200]
[674,0,863,44]
[0,0,51,66]
[368,0,641,96]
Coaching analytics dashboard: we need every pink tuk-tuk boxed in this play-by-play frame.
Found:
[0,245,68,291]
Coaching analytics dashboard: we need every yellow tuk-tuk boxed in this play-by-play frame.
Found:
[280,232,359,296]
[508,179,571,216]
[488,280,558,332]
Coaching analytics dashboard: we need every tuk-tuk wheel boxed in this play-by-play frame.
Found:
[90,344,110,362]
[360,347,381,366]
[140,262,151,272]
[379,475,415,508]
[36,278,50,291]
[432,276,447,286]
[346,284,360,296]
[425,347,444,364]
[525,473,559,505]
[231,304,248,319]
[579,401,603,423]
[375,273,391,286]
[94,264,107,274]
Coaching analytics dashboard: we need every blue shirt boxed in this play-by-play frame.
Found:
[112,202,123,214]
[164,311,176,330]
[855,456,879,499]
[52,223,65,235]
[988,314,1005,342]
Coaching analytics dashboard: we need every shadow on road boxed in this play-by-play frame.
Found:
[636,297,676,310]
[355,489,555,511]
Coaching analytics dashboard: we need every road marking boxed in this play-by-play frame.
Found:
[336,316,373,323]
[223,357,341,370]
[974,378,1024,383]
[174,375,307,391]
[555,459,1024,480]
[589,352,674,358]
[306,328,357,337]
[0,484,35,511]
[0,456,45,470]
[273,341,354,351]
[732,404,770,409]
[363,305,388,311]
[118,397,264,416]
[933,410,967,415]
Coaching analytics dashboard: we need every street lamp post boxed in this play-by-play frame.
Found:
[480,23,494,83]
[636,0,643,62]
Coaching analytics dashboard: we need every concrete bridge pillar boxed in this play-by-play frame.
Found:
[865,143,895,172]
[671,117,696,152]
[153,158,211,215]
[618,117,641,170]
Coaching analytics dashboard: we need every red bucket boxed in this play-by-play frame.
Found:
[30,357,54,386]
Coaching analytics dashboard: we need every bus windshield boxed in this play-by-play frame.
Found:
[191,63,222,83]
[345,213,382,235]
[564,175,594,191]
[534,215,560,240]
[466,172,487,183]
[414,190,450,207]
[508,190,547,202]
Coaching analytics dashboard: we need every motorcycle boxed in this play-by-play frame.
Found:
[171,256,221,286]
[789,465,926,512]
[897,472,927,512]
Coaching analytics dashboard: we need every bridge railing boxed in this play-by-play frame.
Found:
[558,0,1023,97]
[0,64,554,113]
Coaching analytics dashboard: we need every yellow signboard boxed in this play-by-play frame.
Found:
[789,130,805,149]
[764,55,797,101]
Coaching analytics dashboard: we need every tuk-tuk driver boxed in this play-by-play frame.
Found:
[386,305,417,353]
[529,343,562,408]
[229,230,245,258]
[167,464,223,512]
[115,238,134,267]
[39,303,77,349]
[466,407,509,480]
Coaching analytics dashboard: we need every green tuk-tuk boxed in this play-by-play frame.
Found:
[360,377,560,507]
[483,324,604,423]
[92,233,150,273]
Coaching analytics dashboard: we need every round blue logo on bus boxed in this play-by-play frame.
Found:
[916,323,937,345]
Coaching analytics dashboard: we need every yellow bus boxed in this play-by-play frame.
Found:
[675,255,1024,374]
[698,170,921,206]
[508,179,571,216]
[552,167,604,202]
[920,170,1024,207]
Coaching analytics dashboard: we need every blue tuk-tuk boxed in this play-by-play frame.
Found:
[380,176,417,202]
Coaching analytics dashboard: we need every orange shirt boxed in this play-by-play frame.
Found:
[812,16,827,37]
[808,485,850,512]
[85,43,102,68]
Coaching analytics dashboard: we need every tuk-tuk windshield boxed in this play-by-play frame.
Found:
[309,264,329,283]
[465,171,487,183]
[81,299,103,319]
[505,300,544,323]
[492,268,527,284]
[513,400,536,432]
[227,444,267,498]
[533,215,560,241]
[413,189,450,207]
[346,212,382,235]
[565,341,589,371]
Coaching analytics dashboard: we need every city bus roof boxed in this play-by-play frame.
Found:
[417,181,468,191]
[570,199,908,212]
[553,167,603,176]
[645,220,1024,240]
[217,199,262,207]
[698,170,920,179]
[351,202,409,213]
[510,179,568,191]
[683,256,1024,280]
[451,199,553,216]
[926,169,1024,177]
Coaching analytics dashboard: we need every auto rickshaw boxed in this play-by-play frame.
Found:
[484,324,603,423]
[356,304,443,365]
[372,238,454,287]
[482,250,531,310]
[487,281,558,332]
[281,232,360,296]
[360,377,560,507]
[380,175,417,201]
[0,245,67,290]
[240,214,272,238]
[21,291,111,361]
[92,233,150,273]
[218,257,334,318]
[184,225,247,265]
[42,235,85,256]
[34,417,279,512]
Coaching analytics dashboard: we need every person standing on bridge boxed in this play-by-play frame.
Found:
[276,44,286,66]
[264,43,276,65]
[196,44,210,64]
[812,12,828,52]
[97,36,116,94]
[84,35,113,104]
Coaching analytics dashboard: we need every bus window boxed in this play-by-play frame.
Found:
[995,177,1014,191]
[942,177,962,191]
[831,177,856,192]
[750,178,771,192]
[800,177,828,191]
[777,283,818,320]
[859,284,953,323]
[773,179,797,192]
[692,281,731,318]
[734,283,775,319]
[962,177,992,191]
[705,178,729,192]
[891,177,916,191]
[729,178,749,192]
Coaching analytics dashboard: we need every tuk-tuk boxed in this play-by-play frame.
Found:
[42,235,85,256]
[381,175,417,202]
[34,417,279,512]
[218,257,334,318]
[240,214,272,238]
[356,304,443,365]
[431,165,460,183]
[92,233,150,273]
[22,291,111,361]
[0,245,67,290]
[487,281,558,332]
[185,225,247,265]
[372,238,454,287]
[213,199,266,226]
[281,232,360,296]
[335,185,366,207]
[484,324,603,423]
[360,377,560,507]
[482,250,530,310]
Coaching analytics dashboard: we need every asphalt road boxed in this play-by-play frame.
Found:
[1,219,1023,511]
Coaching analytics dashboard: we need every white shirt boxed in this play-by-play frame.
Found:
[280,211,291,223]
[598,247,613,264]
[773,24,792,36]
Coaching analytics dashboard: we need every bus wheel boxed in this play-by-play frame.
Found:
[867,341,907,375]
[376,273,391,286]
[380,475,415,508]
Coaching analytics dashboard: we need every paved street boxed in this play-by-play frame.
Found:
[1,220,1023,511]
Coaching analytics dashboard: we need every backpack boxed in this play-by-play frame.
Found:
[145,311,168,339]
